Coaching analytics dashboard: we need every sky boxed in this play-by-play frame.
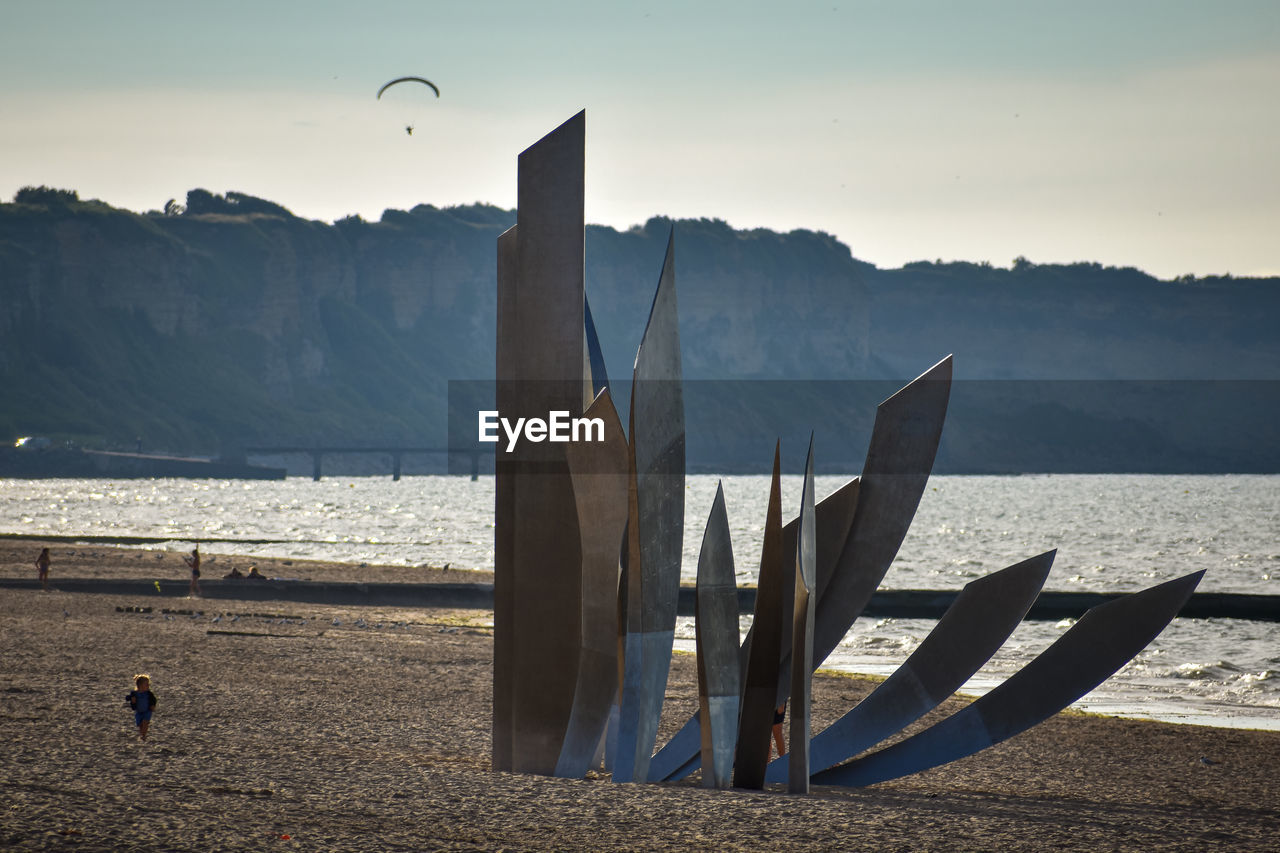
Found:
[2,0,1278,279]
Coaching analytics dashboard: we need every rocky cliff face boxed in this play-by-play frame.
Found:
[863,260,1280,381]
[2,200,359,399]
[1,188,1276,471]
[583,218,872,381]
[0,192,510,450]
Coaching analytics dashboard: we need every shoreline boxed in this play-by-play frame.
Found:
[5,536,1275,621]
[0,536,494,586]
[6,537,1279,734]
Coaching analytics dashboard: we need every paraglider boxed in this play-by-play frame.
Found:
[378,77,438,137]
[376,76,440,99]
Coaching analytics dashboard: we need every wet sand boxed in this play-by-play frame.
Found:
[0,537,492,586]
[2,539,1278,851]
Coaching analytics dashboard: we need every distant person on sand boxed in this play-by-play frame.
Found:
[247,565,264,580]
[183,547,201,596]
[772,702,787,758]
[125,674,157,741]
[224,566,243,579]
[35,547,51,591]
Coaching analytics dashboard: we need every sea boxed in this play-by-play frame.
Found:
[2,473,1277,730]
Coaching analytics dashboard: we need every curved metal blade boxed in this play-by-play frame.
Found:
[695,482,740,788]
[813,570,1204,788]
[555,389,629,778]
[811,355,952,671]
[764,550,1054,783]
[732,444,785,789]
[613,229,685,784]
[788,436,818,793]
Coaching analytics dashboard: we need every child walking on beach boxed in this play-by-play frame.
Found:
[183,547,201,596]
[35,547,50,591]
[126,674,157,741]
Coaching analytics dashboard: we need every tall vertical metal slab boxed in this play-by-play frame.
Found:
[555,389,629,778]
[695,482,740,789]
[766,550,1054,783]
[813,571,1204,787]
[613,230,685,783]
[788,438,817,794]
[508,112,587,774]
[810,356,952,669]
[733,444,786,790]
[492,225,518,772]
[646,477,860,783]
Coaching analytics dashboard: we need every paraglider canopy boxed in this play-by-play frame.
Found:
[377,76,440,99]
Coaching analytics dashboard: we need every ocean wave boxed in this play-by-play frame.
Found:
[1239,669,1277,686]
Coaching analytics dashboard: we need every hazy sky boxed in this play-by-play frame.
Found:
[3,1,1277,278]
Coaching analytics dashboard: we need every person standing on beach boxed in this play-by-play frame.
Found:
[183,547,201,596]
[125,674,157,741]
[35,547,50,591]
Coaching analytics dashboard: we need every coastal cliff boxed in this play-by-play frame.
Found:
[2,187,1276,472]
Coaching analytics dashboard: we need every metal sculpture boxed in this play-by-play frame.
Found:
[765,550,1055,783]
[494,112,1204,796]
[694,482,740,789]
[613,232,685,784]
[555,388,629,778]
[813,571,1204,787]
[733,444,786,789]
[788,438,817,794]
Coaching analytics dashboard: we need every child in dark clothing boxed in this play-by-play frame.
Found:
[35,547,51,591]
[126,674,157,741]
[183,548,202,597]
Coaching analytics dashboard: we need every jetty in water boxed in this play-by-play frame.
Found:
[243,446,484,481]
[0,447,285,480]
[0,578,1274,622]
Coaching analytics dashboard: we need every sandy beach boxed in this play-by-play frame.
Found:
[2,538,1278,851]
